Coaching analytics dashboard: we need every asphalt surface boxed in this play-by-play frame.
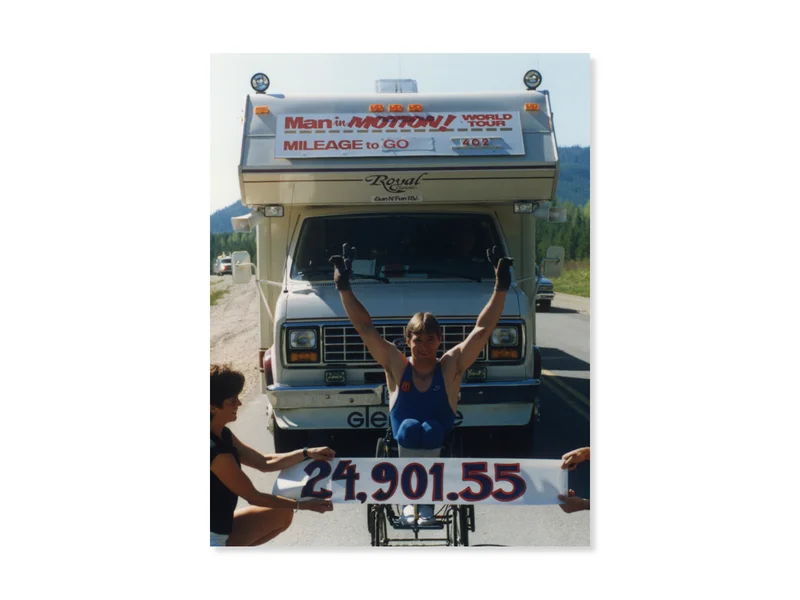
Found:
[228,292,591,547]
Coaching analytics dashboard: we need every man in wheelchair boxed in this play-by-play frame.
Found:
[330,245,514,526]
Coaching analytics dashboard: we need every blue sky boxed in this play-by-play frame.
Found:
[210,53,589,212]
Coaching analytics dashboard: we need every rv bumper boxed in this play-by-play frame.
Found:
[458,379,540,404]
[266,383,385,409]
[269,379,539,430]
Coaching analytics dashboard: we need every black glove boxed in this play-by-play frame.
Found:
[486,246,514,291]
[329,244,353,291]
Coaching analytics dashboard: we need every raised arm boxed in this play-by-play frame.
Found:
[330,253,405,371]
[446,247,513,374]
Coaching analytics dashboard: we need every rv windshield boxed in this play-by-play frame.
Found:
[292,213,502,282]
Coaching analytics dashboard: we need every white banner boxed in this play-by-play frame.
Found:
[273,457,567,505]
[275,112,525,158]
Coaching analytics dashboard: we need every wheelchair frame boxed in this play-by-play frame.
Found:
[367,429,476,547]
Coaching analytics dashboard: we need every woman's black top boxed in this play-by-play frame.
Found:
[210,427,240,535]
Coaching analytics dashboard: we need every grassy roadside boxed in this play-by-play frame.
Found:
[554,260,590,297]
[211,279,230,306]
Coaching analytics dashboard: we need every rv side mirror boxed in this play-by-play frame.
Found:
[548,207,567,223]
[542,246,565,279]
[231,251,253,284]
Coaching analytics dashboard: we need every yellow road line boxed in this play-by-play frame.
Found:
[542,378,589,420]
[542,369,590,408]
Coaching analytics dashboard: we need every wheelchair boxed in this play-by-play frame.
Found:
[367,428,476,547]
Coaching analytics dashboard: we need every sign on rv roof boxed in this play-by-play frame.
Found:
[238,72,559,207]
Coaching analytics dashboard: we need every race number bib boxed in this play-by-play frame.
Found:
[273,458,567,505]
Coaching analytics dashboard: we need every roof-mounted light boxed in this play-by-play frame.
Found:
[523,69,542,91]
[251,73,270,94]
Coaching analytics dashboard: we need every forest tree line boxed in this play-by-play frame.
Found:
[536,200,590,262]
[210,232,257,271]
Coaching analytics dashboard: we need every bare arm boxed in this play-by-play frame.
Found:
[447,290,507,374]
[561,447,590,471]
[330,253,405,371]
[445,249,514,375]
[340,290,405,370]
[230,432,335,472]
[211,454,333,513]
[558,489,590,513]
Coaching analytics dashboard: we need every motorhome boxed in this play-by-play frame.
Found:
[230,71,566,454]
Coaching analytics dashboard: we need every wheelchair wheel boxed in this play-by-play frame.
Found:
[367,504,376,537]
[375,435,388,458]
[375,507,388,546]
[458,506,470,547]
[447,505,460,547]
[369,506,380,546]
[370,505,389,547]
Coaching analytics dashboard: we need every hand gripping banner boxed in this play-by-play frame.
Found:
[273,457,567,505]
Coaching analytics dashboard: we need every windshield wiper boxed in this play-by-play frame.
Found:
[352,273,390,284]
[296,266,389,284]
[422,270,484,283]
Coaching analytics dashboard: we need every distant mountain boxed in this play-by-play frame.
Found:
[210,200,248,233]
[555,146,590,206]
[210,146,589,231]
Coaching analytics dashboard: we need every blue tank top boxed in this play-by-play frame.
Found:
[389,361,456,437]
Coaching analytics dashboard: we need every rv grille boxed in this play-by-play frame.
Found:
[322,324,485,364]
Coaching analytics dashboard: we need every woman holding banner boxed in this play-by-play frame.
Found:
[210,364,335,546]
[558,446,591,513]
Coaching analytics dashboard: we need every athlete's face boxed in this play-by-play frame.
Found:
[407,332,441,360]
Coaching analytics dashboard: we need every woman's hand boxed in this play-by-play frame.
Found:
[557,489,589,513]
[299,497,334,513]
[307,446,336,461]
[561,446,590,471]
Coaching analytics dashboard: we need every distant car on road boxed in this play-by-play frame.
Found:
[213,256,232,276]
[535,264,555,312]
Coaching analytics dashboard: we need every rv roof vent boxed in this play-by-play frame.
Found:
[375,79,418,93]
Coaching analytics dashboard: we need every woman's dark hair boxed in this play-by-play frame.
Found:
[210,363,245,407]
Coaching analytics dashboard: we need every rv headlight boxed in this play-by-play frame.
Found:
[289,329,318,349]
[491,326,519,347]
[251,73,270,93]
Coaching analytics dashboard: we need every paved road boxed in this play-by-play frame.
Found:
[228,293,591,547]
[534,294,591,504]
